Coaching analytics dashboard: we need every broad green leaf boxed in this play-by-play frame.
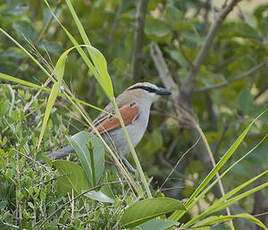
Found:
[220,22,259,40]
[87,46,114,99]
[237,88,254,114]
[134,218,179,230]
[39,41,63,56]
[3,1,29,16]
[67,131,105,186]
[12,21,37,41]
[193,214,267,230]
[54,160,90,194]
[83,190,114,203]
[0,47,25,60]
[120,197,186,228]
[145,18,171,37]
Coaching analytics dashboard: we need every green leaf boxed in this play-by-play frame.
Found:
[0,47,25,60]
[87,46,114,99]
[237,88,254,114]
[67,131,105,186]
[45,0,114,99]
[194,214,267,230]
[38,82,60,148]
[83,190,114,203]
[65,0,114,99]
[12,21,37,41]
[54,160,90,194]
[134,218,179,230]
[145,18,171,37]
[209,182,268,215]
[39,41,63,56]
[38,47,74,148]
[120,197,186,228]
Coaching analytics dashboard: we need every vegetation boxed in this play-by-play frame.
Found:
[0,0,267,229]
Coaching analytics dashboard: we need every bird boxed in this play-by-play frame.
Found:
[48,82,171,165]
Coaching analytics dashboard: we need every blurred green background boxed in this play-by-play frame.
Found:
[0,0,267,229]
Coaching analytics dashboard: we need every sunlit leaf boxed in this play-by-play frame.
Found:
[120,197,185,228]
[67,131,105,186]
[54,160,90,194]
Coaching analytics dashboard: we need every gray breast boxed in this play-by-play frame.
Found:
[101,104,151,156]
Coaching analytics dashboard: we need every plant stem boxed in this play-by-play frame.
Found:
[111,98,152,198]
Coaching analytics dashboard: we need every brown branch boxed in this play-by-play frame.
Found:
[150,43,179,100]
[255,83,268,100]
[184,0,242,93]
[195,60,268,92]
[131,0,148,81]
[151,43,234,224]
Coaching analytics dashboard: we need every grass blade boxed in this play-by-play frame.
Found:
[192,214,267,230]
[183,170,268,227]
[37,47,74,148]
[186,135,268,212]
[170,111,267,221]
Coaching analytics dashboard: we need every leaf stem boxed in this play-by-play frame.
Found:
[111,99,152,198]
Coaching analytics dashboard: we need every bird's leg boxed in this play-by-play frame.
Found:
[122,156,136,174]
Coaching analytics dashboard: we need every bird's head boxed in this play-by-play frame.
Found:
[127,82,171,103]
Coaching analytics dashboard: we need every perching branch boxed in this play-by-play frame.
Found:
[184,0,242,93]
[151,43,233,225]
[131,0,148,81]
[150,43,179,100]
[195,60,268,93]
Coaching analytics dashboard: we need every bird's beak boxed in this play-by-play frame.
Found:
[156,87,171,95]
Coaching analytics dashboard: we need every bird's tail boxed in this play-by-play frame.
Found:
[48,145,74,160]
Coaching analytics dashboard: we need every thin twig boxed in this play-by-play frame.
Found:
[131,0,148,80]
[160,136,201,191]
[1,222,19,229]
[150,43,179,100]
[212,56,235,72]
[195,60,268,92]
[254,83,268,100]
[184,0,243,93]
[166,129,183,159]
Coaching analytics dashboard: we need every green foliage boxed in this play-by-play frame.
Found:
[120,197,185,228]
[0,0,268,229]
[67,131,105,186]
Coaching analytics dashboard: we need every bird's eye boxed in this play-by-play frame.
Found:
[142,86,156,93]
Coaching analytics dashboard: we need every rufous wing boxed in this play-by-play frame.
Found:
[92,103,139,134]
